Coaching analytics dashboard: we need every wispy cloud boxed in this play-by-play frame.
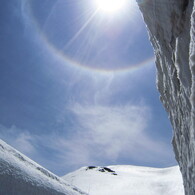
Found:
[69,103,150,160]
[36,102,173,172]
[0,124,36,154]
[0,102,174,174]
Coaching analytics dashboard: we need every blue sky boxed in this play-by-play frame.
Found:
[0,0,177,175]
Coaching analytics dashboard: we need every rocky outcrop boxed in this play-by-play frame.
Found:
[136,0,195,194]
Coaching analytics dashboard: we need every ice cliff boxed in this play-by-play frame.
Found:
[136,0,195,194]
[0,140,87,195]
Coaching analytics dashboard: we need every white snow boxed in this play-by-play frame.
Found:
[0,139,88,195]
[63,165,184,195]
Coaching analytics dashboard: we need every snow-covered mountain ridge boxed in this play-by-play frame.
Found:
[136,0,195,194]
[0,139,88,195]
[63,165,184,195]
[0,139,184,195]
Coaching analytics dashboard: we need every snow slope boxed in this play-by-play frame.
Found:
[63,165,184,195]
[136,0,195,194]
[0,139,88,195]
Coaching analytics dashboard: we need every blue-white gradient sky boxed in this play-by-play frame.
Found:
[0,0,177,175]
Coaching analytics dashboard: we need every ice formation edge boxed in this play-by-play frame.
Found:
[136,0,195,194]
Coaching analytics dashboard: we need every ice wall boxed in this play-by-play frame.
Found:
[0,140,87,195]
[136,0,195,194]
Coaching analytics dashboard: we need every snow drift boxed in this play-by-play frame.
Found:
[0,139,87,195]
[63,165,184,195]
[136,0,195,194]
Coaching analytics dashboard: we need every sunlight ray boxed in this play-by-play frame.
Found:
[63,9,99,50]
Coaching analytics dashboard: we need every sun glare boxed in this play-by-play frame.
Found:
[95,0,128,14]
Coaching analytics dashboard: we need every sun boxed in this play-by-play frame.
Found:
[95,0,128,14]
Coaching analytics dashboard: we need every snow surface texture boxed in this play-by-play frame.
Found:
[0,139,88,195]
[63,165,184,195]
[136,0,195,194]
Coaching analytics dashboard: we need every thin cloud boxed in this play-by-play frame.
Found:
[40,103,173,171]
[70,103,149,159]
[0,124,36,154]
[0,103,174,174]
[67,103,171,161]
